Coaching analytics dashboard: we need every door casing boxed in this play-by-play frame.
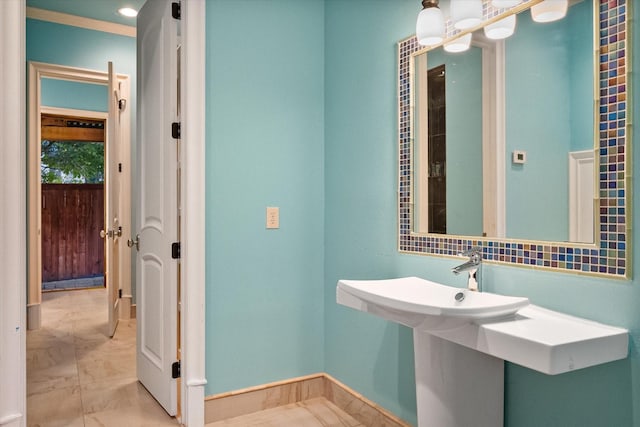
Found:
[0,2,27,425]
[175,2,207,425]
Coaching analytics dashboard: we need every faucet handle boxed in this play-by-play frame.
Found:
[459,246,482,257]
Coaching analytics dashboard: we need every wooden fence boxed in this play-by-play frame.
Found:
[41,184,104,282]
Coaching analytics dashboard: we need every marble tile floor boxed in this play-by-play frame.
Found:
[27,288,179,427]
[28,290,376,426]
[204,397,364,427]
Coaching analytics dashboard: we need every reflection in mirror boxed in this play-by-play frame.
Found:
[414,44,485,236]
[399,0,630,277]
[412,0,594,243]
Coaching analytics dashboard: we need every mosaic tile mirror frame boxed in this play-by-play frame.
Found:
[398,0,631,278]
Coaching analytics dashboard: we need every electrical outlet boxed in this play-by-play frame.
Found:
[512,150,527,164]
[266,207,279,229]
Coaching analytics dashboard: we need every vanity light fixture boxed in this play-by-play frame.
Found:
[118,7,138,17]
[450,0,483,30]
[530,0,568,23]
[444,33,472,52]
[491,0,523,8]
[416,0,566,49]
[416,0,446,46]
[484,14,516,39]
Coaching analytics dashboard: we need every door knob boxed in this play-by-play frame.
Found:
[127,234,140,251]
[100,229,114,239]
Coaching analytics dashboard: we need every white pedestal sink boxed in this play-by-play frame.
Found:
[337,277,628,427]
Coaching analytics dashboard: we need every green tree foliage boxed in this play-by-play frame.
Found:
[41,141,104,184]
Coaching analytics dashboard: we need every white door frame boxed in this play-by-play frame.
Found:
[0,1,26,426]
[179,1,207,425]
[27,61,132,329]
[2,0,206,425]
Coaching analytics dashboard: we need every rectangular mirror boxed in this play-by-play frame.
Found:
[413,1,593,243]
[398,0,630,277]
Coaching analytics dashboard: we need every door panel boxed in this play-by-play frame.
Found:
[106,62,121,338]
[136,0,179,416]
[140,254,164,366]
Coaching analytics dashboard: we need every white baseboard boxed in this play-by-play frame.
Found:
[119,297,132,320]
[26,303,41,330]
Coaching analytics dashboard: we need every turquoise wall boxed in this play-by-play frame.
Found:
[41,78,108,112]
[204,0,325,394]
[325,1,419,423]
[324,2,638,427]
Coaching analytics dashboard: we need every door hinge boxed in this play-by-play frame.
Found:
[172,2,181,20]
[172,122,181,139]
[118,289,123,298]
[118,163,122,173]
[171,242,181,259]
[172,361,181,378]
[118,98,126,111]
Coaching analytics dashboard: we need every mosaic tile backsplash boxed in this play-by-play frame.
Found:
[398,0,630,277]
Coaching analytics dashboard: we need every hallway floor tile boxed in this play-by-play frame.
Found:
[27,289,178,427]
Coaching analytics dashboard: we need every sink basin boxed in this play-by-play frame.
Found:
[337,276,529,331]
[337,276,628,427]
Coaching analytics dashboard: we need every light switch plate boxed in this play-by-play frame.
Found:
[266,207,279,229]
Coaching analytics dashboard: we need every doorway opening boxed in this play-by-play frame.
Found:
[6,2,209,423]
[27,61,132,332]
[40,113,106,292]
[26,62,149,425]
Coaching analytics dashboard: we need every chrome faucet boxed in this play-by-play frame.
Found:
[452,247,482,292]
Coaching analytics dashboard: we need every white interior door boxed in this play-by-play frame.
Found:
[106,61,122,338]
[136,0,179,416]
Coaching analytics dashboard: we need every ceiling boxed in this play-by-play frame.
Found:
[26,0,147,26]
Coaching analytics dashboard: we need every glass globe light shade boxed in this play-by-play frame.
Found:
[491,0,523,8]
[416,6,445,46]
[450,0,483,30]
[531,0,568,23]
[484,14,516,39]
[444,33,472,53]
